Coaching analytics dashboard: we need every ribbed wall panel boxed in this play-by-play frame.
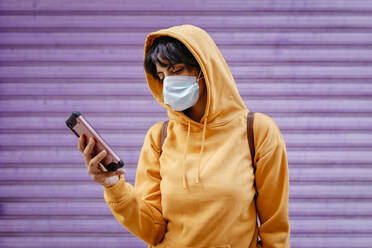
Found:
[0,1,371,247]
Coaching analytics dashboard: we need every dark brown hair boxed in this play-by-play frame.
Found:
[144,36,200,80]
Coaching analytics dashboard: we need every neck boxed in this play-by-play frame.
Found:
[184,90,207,123]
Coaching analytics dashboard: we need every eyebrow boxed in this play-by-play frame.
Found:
[157,59,172,68]
[156,63,182,75]
[156,66,172,75]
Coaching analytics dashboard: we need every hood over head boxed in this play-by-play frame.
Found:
[144,24,247,126]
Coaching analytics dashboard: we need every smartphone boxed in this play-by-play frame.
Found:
[65,112,124,171]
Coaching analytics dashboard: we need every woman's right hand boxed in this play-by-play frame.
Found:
[78,134,126,187]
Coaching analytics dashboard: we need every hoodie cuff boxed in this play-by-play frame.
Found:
[102,175,130,201]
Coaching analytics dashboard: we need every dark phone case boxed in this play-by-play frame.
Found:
[66,112,124,171]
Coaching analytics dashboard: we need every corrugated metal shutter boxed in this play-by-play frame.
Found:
[1,1,372,247]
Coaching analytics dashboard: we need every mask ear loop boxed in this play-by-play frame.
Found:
[197,69,204,82]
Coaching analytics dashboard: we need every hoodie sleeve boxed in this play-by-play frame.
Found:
[102,122,166,245]
[254,113,290,248]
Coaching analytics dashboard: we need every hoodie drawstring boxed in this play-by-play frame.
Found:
[196,118,207,184]
[181,118,207,189]
[182,121,191,189]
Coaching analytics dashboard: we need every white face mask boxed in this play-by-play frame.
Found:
[163,71,203,111]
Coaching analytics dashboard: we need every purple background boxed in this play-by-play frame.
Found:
[1,0,372,247]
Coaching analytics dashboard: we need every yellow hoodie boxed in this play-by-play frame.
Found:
[103,25,290,248]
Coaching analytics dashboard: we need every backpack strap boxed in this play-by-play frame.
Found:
[247,112,258,200]
[247,112,256,174]
[160,120,169,154]
[248,111,262,244]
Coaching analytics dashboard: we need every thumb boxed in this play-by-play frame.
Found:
[105,169,126,177]
[116,169,126,175]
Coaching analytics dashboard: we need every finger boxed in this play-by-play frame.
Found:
[91,173,106,184]
[97,170,125,177]
[103,169,126,178]
[83,137,95,161]
[114,169,126,175]
[98,163,108,172]
[88,150,107,173]
[90,166,125,178]
[78,134,86,152]
[91,170,125,179]
[89,169,126,185]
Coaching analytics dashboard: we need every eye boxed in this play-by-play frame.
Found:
[174,67,184,74]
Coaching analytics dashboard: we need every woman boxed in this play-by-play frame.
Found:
[78,24,290,248]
